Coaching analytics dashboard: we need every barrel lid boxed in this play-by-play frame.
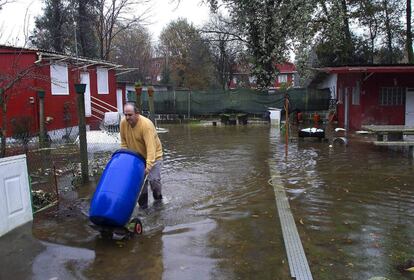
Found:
[113,149,146,163]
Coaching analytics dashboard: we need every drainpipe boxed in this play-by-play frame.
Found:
[37,90,45,148]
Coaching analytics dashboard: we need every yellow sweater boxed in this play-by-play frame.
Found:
[120,115,163,171]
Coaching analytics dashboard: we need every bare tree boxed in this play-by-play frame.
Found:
[112,24,153,82]
[407,0,413,63]
[0,52,52,157]
[201,14,246,90]
[95,0,152,60]
[0,0,14,10]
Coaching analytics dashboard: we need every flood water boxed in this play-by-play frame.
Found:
[8,124,414,279]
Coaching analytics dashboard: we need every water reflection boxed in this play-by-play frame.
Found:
[162,219,217,280]
[32,242,94,280]
[270,127,414,280]
[27,124,414,280]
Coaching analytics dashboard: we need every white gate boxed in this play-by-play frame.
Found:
[0,155,32,237]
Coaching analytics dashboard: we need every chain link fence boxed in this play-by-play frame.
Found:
[4,123,117,213]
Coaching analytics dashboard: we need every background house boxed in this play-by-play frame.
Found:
[0,45,122,139]
[312,65,414,130]
[229,62,298,89]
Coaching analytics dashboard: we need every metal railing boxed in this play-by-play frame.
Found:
[90,96,119,120]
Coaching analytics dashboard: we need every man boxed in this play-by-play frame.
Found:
[120,103,163,209]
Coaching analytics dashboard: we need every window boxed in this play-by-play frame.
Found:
[248,76,256,84]
[379,87,405,105]
[352,82,360,105]
[97,67,109,94]
[278,74,287,83]
[50,64,69,95]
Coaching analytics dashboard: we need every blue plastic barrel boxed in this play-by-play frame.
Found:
[89,149,146,227]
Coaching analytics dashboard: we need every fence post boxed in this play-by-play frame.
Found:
[37,90,45,148]
[148,86,155,124]
[75,83,89,183]
[134,85,142,113]
[187,90,191,119]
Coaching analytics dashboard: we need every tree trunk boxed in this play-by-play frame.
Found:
[340,0,354,62]
[51,0,64,52]
[383,0,394,63]
[77,0,87,57]
[407,0,414,63]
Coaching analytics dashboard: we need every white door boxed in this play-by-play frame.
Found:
[80,73,91,117]
[406,88,414,126]
[116,89,123,113]
[0,155,32,237]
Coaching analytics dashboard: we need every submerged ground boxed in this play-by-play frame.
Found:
[1,124,414,280]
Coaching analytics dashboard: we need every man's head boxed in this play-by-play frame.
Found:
[123,103,139,127]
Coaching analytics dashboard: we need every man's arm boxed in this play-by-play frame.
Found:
[120,120,128,149]
[143,127,156,173]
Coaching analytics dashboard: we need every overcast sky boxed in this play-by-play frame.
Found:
[0,0,211,46]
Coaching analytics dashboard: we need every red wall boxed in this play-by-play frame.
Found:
[0,51,40,136]
[336,72,414,130]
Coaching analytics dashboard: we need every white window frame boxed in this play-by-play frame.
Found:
[278,74,287,83]
[97,67,109,95]
[50,64,69,95]
[379,87,405,106]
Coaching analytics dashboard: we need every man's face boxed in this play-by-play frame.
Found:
[124,105,139,127]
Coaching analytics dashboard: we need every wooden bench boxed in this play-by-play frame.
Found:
[373,141,414,146]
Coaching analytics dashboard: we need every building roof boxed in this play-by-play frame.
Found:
[276,62,297,73]
[315,64,414,74]
[0,44,122,68]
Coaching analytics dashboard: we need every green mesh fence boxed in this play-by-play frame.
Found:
[139,88,331,116]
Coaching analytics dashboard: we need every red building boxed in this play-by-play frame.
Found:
[229,62,298,89]
[313,65,414,130]
[0,45,122,139]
